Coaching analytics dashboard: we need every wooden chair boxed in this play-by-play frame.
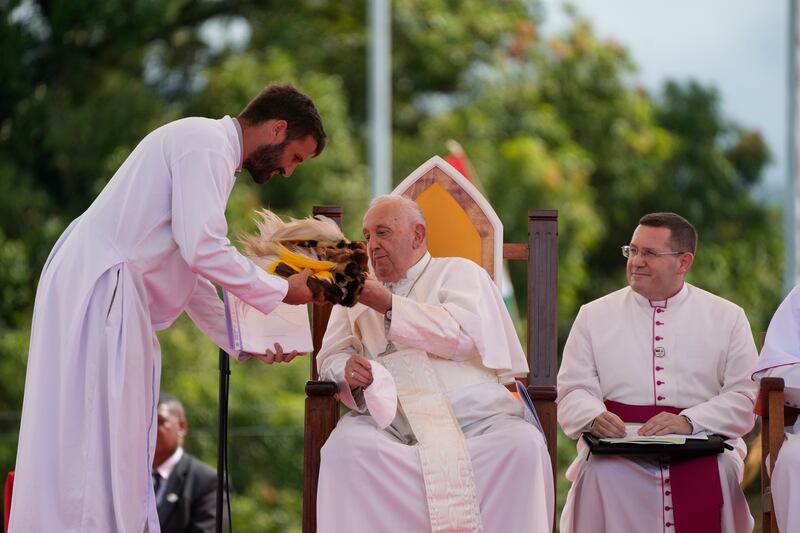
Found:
[757,377,800,533]
[301,156,559,533]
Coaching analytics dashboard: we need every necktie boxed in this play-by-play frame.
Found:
[153,472,162,496]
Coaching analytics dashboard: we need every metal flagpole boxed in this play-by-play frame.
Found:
[369,0,392,198]
[787,0,799,292]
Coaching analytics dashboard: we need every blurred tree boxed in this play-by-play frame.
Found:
[393,70,605,335]
[645,80,781,331]
[390,10,781,339]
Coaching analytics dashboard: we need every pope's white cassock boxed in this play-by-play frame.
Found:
[316,253,554,533]
[9,116,287,532]
[557,283,757,533]
[752,283,800,533]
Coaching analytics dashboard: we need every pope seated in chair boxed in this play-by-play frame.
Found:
[315,195,553,532]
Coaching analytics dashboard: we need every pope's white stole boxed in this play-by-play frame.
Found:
[380,348,483,533]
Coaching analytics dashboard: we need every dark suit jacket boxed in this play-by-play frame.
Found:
[157,452,217,533]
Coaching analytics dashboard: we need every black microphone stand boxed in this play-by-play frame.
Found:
[216,347,230,533]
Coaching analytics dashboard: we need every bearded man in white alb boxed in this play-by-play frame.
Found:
[9,84,324,533]
[316,195,553,533]
[752,283,800,532]
[557,212,757,533]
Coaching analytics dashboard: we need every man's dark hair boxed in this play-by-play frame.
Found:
[638,212,698,254]
[239,83,327,156]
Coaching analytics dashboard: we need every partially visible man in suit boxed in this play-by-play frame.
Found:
[153,393,217,533]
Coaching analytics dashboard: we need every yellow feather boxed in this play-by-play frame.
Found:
[267,245,337,281]
[314,271,335,281]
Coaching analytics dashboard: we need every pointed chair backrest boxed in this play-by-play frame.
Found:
[391,156,503,284]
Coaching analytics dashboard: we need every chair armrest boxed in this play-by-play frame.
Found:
[760,377,786,472]
[306,380,338,397]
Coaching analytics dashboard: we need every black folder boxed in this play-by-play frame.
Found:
[582,432,732,460]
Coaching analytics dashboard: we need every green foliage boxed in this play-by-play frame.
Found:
[195,49,370,237]
[0,0,784,528]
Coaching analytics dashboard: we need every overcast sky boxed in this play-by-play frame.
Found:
[540,0,789,201]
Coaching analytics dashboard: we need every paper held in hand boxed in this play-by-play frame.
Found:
[223,289,313,354]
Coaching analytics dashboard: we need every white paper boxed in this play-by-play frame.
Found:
[599,423,709,445]
[223,289,313,354]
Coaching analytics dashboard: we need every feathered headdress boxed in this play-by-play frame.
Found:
[241,209,369,307]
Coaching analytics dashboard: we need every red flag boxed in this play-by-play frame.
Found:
[443,139,474,183]
[444,152,472,182]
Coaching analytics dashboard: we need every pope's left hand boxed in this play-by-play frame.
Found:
[638,412,692,436]
[357,279,392,314]
[245,343,303,364]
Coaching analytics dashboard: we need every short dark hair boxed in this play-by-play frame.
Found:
[158,392,186,420]
[239,83,326,156]
[638,212,698,254]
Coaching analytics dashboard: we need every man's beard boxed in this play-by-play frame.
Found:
[243,138,289,184]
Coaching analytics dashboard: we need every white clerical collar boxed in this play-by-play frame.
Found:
[631,282,690,309]
[155,446,184,481]
[385,252,431,295]
[231,117,244,172]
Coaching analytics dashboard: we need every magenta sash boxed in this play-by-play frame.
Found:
[604,400,723,533]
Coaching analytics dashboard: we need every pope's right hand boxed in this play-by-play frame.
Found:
[345,355,373,389]
[590,410,626,438]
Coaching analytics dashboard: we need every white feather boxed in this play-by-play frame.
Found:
[241,209,344,262]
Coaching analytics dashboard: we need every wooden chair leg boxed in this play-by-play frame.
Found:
[302,381,339,533]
